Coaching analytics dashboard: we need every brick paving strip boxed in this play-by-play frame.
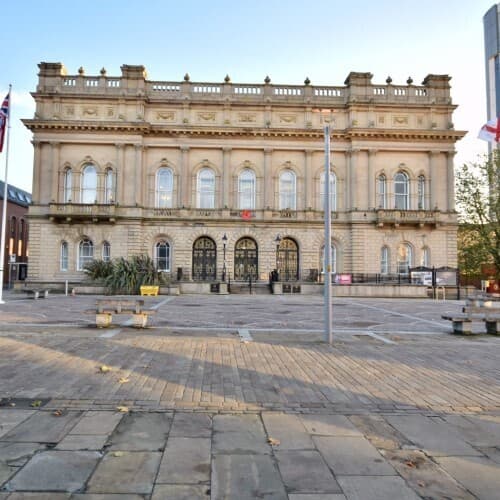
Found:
[0,294,499,498]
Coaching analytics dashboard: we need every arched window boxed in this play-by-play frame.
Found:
[279,170,296,210]
[60,241,69,271]
[78,238,94,271]
[155,240,171,272]
[321,243,337,274]
[18,219,25,257]
[156,168,174,208]
[197,168,215,209]
[105,168,114,204]
[63,167,72,203]
[418,175,426,209]
[397,243,412,275]
[377,174,387,209]
[320,171,337,211]
[234,237,258,280]
[394,172,409,210]
[238,169,256,210]
[381,246,389,275]
[421,246,430,267]
[8,216,16,256]
[102,241,111,262]
[81,164,97,204]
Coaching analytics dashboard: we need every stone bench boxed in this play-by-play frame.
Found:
[442,311,500,335]
[91,299,156,328]
[25,289,50,300]
[441,314,473,335]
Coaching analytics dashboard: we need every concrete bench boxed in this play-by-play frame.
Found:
[25,289,50,300]
[441,314,473,335]
[92,299,155,328]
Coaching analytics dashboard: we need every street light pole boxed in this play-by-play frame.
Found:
[324,121,333,344]
[222,233,227,282]
[275,234,281,280]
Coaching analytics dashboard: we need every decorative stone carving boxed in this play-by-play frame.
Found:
[157,111,175,121]
[197,112,216,122]
[393,115,409,126]
[238,113,257,123]
[64,106,75,116]
[107,107,115,117]
[279,114,297,124]
[82,106,98,117]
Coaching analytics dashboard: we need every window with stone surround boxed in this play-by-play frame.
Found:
[81,164,97,204]
[238,169,256,210]
[102,241,111,262]
[418,175,426,209]
[197,168,215,209]
[394,172,409,210]
[421,246,430,267]
[155,240,171,272]
[377,174,387,209]
[380,246,389,274]
[397,243,413,274]
[60,241,69,271]
[78,238,94,271]
[63,167,72,203]
[156,168,174,208]
[279,170,296,210]
[105,168,115,204]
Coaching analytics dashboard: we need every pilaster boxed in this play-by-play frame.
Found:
[447,151,456,211]
[222,147,231,208]
[368,149,377,209]
[50,142,60,203]
[305,150,314,210]
[180,146,190,207]
[429,150,439,209]
[264,148,273,209]
[115,143,124,205]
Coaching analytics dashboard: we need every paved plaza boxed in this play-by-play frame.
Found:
[0,292,500,498]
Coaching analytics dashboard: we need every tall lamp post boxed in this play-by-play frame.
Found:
[222,233,227,282]
[275,234,281,280]
[313,108,334,344]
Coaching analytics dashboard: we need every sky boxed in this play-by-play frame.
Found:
[0,0,495,193]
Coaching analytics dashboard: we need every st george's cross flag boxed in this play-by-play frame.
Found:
[478,118,500,143]
[0,92,10,153]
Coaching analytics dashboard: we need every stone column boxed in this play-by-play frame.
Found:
[264,148,273,209]
[350,149,359,210]
[429,151,439,210]
[447,151,456,211]
[134,144,142,205]
[305,149,314,210]
[116,143,124,205]
[180,146,190,207]
[31,140,42,203]
[50,142,60,203]
[222,147,231,208]
[368,149,377,209]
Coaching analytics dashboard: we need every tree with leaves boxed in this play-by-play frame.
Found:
[455,151,500,279]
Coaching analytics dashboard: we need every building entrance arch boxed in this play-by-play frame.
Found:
[234,237,258,281]
[192,236,216,281]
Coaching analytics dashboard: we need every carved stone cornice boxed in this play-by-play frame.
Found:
[22,119,467,143]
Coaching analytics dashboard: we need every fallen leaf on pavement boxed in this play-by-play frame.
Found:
[268,437,280,446]
[116,406,129,413]
[112,451,125,457]
[53,409,63,417]
[99,365,112,373]
[119,377,130,384]
[405,460,416,468]
[30,400,42,408]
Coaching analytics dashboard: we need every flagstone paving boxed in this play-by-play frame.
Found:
[0,293,499,498]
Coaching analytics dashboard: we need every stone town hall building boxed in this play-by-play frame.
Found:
[23,62,465,286]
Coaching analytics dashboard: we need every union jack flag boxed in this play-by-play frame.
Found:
[0,92,10,153]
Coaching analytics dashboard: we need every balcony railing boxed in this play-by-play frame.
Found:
[375,209,440,227]
[48,203,116,222]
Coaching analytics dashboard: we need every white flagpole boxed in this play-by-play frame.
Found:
[0,84,12,304]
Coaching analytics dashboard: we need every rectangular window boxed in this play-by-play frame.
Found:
[60,243,69,271]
